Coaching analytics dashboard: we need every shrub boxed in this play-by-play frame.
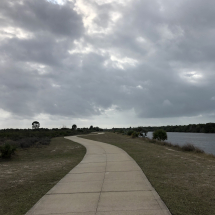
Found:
[127,130,134,136]
[18,137,51,148]
[118,129,124,133]
[153,129,167,141]
[181,143,195,151]
[181,143,204,153]
[131,131,139,138]
[0,143,16,158]
[195,147,204,153]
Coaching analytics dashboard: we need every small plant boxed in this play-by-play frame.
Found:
[153,129,167,141]
[0,143,16,158]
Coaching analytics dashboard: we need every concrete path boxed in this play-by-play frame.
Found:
[26,134,171,215]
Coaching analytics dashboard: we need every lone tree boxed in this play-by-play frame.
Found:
[32,121,40,129]
[72,124,77,130]
[153,129,167,141]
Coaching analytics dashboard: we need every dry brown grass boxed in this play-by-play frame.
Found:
[81,132,215,215]
[0,137,86,215]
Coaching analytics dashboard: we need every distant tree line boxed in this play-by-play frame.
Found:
[0,126,103,139]
[143,123,215,133]
[0,125,103,149]
[110,123,215,134]
[110,127,148,135]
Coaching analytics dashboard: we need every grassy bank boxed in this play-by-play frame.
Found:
[81,132,215,215]
[0,137,86,215]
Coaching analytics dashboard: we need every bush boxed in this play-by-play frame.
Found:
[18,137,51,148]
[153,129,167,141]
[0,143,16,158]
[118,129,124,134]
[131,131,139,138]
[127,130,134,136]
[181,143,195,151]
[181,143,204,153]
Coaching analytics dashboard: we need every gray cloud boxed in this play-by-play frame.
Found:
[0,0,215,128]
[0,0,83,37]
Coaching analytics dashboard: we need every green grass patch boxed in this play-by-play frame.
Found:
[0,137,86,215]
[81,132,215,215]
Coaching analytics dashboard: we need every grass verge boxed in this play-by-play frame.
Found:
[81,132,215,215]
[0,137,86,215]
[145,137,208,154]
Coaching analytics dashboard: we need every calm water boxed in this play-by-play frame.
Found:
[147,132,215,155]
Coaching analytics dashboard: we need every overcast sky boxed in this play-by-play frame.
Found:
[0,0,215,129]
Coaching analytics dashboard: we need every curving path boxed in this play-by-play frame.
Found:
[26,134,171,215]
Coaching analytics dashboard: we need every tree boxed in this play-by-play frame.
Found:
[72,124,77,130]
[94,126,100,131]
[32,121,40,129]
[136,127,148,136]
[153,129,167,141]
[142,129,148,136]
[89,125,93,130]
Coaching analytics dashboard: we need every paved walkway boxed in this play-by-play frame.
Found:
[26,134,171,215]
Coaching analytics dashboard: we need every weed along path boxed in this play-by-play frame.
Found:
[26,134,171,215]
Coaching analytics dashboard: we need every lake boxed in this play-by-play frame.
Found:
[146,132,215,156]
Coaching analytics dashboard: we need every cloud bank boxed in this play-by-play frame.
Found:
[0,0,215,128]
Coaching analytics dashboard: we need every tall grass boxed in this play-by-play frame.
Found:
[146,138,206,154]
